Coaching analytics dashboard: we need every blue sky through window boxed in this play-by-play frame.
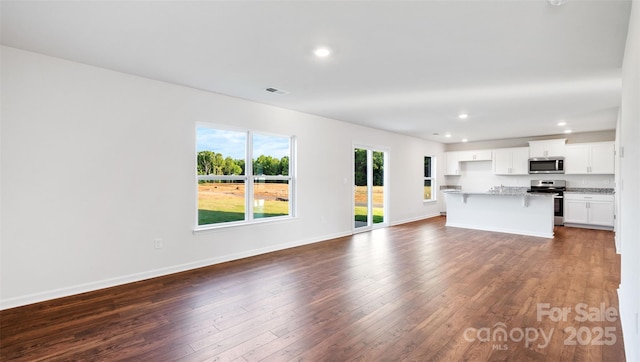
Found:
[197,127,289,159]
[253,133,290,159]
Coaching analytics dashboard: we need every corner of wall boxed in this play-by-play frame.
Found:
[618,1,640,360]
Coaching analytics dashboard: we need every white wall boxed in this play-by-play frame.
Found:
[0,46,444,309]
[618,1,640,360]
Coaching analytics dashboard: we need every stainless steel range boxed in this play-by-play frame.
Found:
[527,180,566,226]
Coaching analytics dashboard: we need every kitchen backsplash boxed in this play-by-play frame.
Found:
[445,160,615,192]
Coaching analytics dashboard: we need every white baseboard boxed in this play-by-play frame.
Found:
[0,230,351,310]
[390,212,442,226]
[563,223,614,231]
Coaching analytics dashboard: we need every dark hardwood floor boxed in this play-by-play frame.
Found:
[0,217,625,361]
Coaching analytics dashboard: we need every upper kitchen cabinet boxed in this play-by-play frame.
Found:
[445,150,492,176]
[493,147,529,175]
[528,139,566,158]
[458,150,492,162]
[444,152,460,176]
[565,142,615,174]
[445,151,462,175]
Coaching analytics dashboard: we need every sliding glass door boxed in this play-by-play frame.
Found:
[354,147,387,230]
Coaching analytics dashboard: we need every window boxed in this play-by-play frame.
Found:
[424,156,435,201]
[196,125,294,228]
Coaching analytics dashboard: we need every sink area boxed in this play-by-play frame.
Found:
[488,185,529,194]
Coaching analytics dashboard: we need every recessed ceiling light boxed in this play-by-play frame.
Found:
[313,47,331,57]
[445,134,452,138]
[557,121,567,126]
[548,0,567,6]
[462,139,468,142]
[564,129,572,134]
[458,113,469,120]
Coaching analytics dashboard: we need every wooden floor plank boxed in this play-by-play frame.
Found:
[0,217,625,361]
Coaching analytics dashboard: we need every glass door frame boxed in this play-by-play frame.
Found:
[353,144,389,233]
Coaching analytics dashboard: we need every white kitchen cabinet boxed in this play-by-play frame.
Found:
[511,148,530,174]
[458,150,492,162]
[445,149,492,176]
[564,144,589,174]
[588,201,615,227]
[565,142,615,174]
[590,143,615,174]
[445,152,462,175]
[564,193,614,228]
[564,199,590,224]
[529,139,566,158]
[493,147,529,175]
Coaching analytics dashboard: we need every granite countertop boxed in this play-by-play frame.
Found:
[439,185,462,191]
[565,188,615,195]
[444,190,553,197]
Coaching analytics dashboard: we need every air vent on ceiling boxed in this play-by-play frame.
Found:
[265,87,289,95]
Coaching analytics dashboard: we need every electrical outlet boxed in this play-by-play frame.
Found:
[154,238,163,249]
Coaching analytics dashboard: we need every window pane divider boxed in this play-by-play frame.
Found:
[253,176,292,180]
[198,175,247,181]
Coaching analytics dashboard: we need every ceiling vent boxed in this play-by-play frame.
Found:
[265,87,289,95]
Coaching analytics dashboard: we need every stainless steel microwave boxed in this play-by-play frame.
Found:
[528,157,564,174]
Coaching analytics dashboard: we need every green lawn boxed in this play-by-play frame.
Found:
[354,206,384,224]
[198,197,288,225]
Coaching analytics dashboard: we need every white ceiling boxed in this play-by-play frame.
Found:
[0,0,632,143]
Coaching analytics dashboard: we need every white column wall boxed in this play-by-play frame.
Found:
[618,1,640,359]
[0,46,444,308]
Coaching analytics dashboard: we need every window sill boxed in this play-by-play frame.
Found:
[193,215,297,234]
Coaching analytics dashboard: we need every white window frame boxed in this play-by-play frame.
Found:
[424,155,436,202]
[195,124,296,231]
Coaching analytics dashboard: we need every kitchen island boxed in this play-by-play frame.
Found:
[445,191,555,238]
